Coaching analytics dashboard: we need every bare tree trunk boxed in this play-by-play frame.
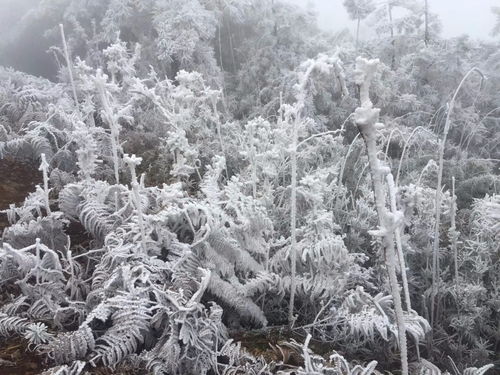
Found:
[218,22,224,73]
[356,17,361,52]
[288,114,298,326]
[387,4,396,69]
[451,176,459,286]
[227,18,237,73]
[424,0,429,45]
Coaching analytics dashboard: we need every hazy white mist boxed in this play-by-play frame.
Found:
[289,0,498,40]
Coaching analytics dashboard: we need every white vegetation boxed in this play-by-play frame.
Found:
[353,57,408,375]
[0,1,498,375]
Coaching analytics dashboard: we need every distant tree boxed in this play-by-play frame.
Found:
[368,0,441,67]
[227,1,329,119]
[343,0,375,50]
[16,0,221,83]
[424,0,429,45]
[492,7,500,36]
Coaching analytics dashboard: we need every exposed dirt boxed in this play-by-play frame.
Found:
[65,220,93,252]
[0,338,45,375]
[0,157,42,236]
[233,331,304,367]
[0,159,44,375]
[230,327,329,367]
[0,337,144,375]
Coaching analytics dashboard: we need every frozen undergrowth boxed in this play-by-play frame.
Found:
[0,1,499,374]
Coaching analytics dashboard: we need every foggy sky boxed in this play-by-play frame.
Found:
[0,0,497,79]
[290,0,498,40]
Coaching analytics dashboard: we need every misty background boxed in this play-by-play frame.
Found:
[290,0,498,40]
[0,0,498,80]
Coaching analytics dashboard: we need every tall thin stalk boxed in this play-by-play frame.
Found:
[249,124,257,199]
[387,173,411,311]
[424,0,429,46]
[356,17,361,52]
[288,109,298,326]
[286,55,348,325]
[450,176,459,287]
[353,57,408,375]
[59,24,78,108]
[287,58,323,325]
[95,70,121,184]
[39,153,51,215]
[431,67,484,327]
[210,94,229,181]
[395,126,435,187]
[124,154,147,252]
[387,4,396,69]
[286,66,311,326]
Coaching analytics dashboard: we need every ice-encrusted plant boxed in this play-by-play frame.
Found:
[352,56,408,375]
[285,53,348,325]
[430,67,485,327]
[123,153,147,252]
[1,11,498,371]
[38,153,52,214]
[94,69,125,184]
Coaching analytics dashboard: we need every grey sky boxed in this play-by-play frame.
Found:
[289,0,498,40]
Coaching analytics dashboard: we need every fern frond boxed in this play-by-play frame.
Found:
[41,360,86,375]
[91,295,152,367]
[242,272,278,298]
[58,184,84,219]
[206,229,263,275]
[77,200,113,240]
[144,326,181,375]
[44,324,95,364]
[3,214,69,253]
[401,310,431,344]
[27,296,59,321]
[26,133,54,159]
[0,312,30,337]
[463,364,495,375]
[208,273,267,327]
[0,296,30,316]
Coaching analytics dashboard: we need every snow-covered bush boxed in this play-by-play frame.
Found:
[0,1,498,374]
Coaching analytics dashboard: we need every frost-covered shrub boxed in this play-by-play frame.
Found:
[0,2,498,374]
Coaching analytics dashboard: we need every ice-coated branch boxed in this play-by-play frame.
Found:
[95,69,122,184]
[386,173,411,312]
[354,56,379,108]
[188,268,211,306]
[288,106,298,327]
[431,67,484,326]
[450,176,459,288]
[353,57,408,375]
[124,153,146,252]
[209,93,229,181]
[59,24,79,109]
[38,153,51,214]
[287,53,348,326]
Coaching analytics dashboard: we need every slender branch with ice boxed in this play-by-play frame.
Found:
[353,57,408,375]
